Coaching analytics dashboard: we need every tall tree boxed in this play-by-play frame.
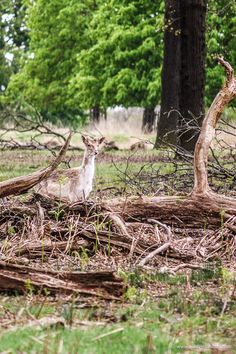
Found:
[70,0,164,130]
[205,0,236,105]
[0,0,28,99]
[5,0,95,125]
[156,0,206,152]
[156,0,181,145]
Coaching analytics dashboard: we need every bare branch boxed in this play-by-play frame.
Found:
[192,57,236,196]
[0,133,72,198]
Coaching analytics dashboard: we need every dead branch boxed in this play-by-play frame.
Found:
[136,219,172,266]
[0,108,82,155]
[0,133,72,198]
[4,316,66,333]
[0,261,125,299]
[147,219,172,241]
[192,57,236,197]
[103,58,236,223]
[103,212,132,239]
[138,242,171,267]
[159,263,207,274]
[12,239,89,258]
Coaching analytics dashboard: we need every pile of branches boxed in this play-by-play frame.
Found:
[0,57,236,300]
[112,120,235,196]
[0,195,235,294]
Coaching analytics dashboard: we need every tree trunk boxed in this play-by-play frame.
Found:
[90,106,100,123]
[179,0,206,152]
[105,58,236,226]
[103,108,107,121]
[156,0,206,153]
[142,107,156,133]
[156,0,181,146]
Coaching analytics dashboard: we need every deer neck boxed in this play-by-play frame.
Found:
[81,151,95,178]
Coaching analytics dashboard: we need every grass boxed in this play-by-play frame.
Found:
[0,133,235,353]
[0,148,176,193]
[0,267,235,353]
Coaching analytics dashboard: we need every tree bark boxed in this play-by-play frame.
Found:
[0,261,125,299]
[90,106,100,123]
[156,0,206,153]
[156,0,181,146]
[179,0,206,152]
[104,194,236,228]
[142,107,156,133]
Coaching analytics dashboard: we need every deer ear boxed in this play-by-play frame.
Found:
[81,135,87,144]
[98,137,105,145]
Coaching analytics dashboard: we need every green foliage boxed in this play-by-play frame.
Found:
[5,0,95,125]
[1,0,236,125]
[70,0,164,110]
[0,0,28,100]
[206,1,236,105]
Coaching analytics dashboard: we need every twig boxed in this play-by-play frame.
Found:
[147,219,172,241]
[138,242,171,267]
[93,327,124,341]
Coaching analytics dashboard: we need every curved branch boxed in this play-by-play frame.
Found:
[0,133,72,198]
[192,58,236,196]
[217,57,234,83]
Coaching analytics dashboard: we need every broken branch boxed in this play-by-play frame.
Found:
[0,133,72,198]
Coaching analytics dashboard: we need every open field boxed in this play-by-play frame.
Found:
[1,1,236,351]
[0,119,235,353]
[0,268,236,353]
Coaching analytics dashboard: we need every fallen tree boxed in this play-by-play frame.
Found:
[0,58,235,298]
[104,57,236,228]
[1,58,235,224]
[0,261,125,299]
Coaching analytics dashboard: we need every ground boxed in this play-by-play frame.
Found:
[0,269,235,353]
[0,121,235,353]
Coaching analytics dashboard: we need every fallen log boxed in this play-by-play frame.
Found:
[103,194,236,228]
[103,58,236,228]
[0,133,72,198]
[0,261,125,299]
[13,239,89,257]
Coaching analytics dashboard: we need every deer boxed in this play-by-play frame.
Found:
[34,135,105,203]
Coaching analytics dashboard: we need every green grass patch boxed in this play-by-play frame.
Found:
[0,266,235,353]
[0,296,235,353]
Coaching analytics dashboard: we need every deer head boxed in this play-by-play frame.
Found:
[81,135,105,157]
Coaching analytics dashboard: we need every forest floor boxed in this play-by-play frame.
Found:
[0,138,235,353]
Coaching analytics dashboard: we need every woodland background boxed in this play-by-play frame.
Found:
[0,0,235,140]
[0,1,236,353]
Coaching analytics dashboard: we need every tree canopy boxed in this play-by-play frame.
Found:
[69,1,164,112]
[4,0,95,124]
[0,0,28,97]
[1,0,235,126]
[206,0,236,105]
